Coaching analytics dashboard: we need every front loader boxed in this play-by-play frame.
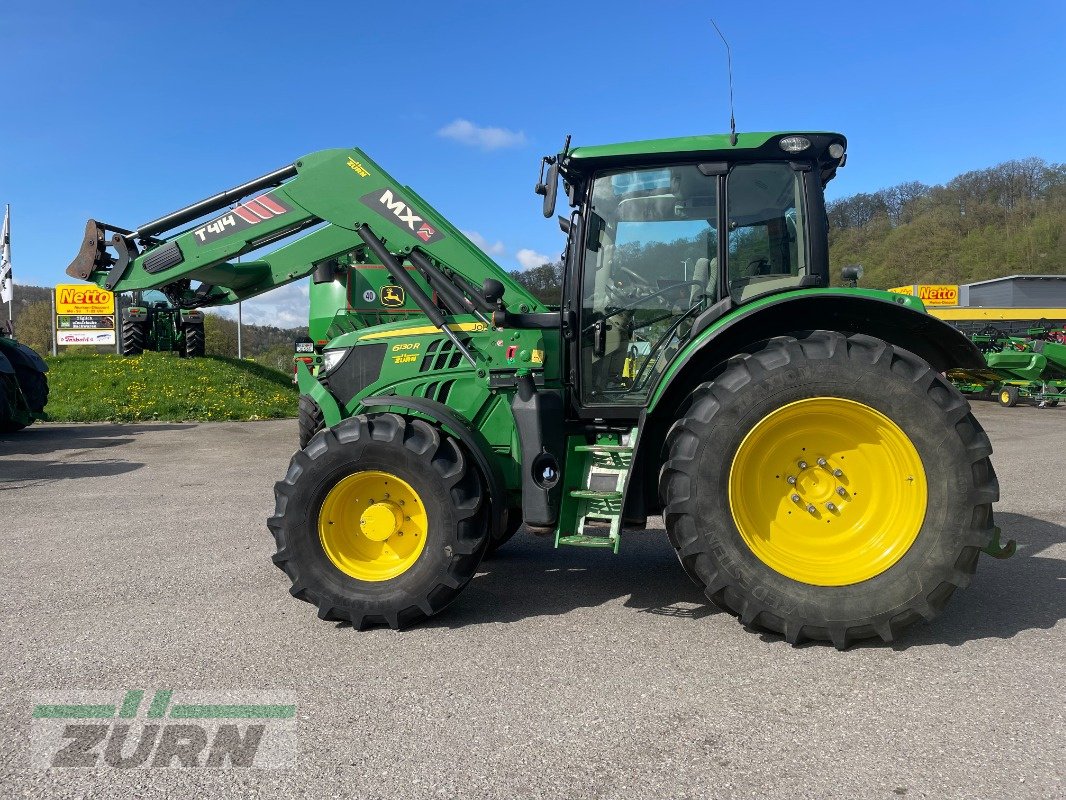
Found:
[69,131,1013,647]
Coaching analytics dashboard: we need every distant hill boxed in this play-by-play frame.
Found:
[827,157,1066,288]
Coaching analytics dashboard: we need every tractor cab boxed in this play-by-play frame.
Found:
[551,132,846,409]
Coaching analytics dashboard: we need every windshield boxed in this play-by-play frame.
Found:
[579,161,810,406]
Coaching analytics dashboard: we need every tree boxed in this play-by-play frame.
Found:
[509,261,563,305]
[204,313,239,357]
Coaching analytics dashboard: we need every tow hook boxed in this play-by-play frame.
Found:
[982,526,1017,559]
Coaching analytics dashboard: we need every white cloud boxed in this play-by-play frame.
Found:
[462,230,506,257]
[207,281,310,329]
[437,119,526,151]
[516,248,552,270]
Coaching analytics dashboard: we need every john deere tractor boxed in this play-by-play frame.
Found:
[119,289,205,357]
[67,131,1013,647]
[0,323,48,432]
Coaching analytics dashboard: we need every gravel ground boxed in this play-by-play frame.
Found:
[0,403,1062,799]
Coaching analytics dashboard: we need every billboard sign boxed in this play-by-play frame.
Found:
[55,284,116,346]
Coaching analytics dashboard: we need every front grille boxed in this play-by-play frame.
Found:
[322,343,386,404]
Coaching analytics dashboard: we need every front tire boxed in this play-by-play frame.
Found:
[120,319,146,356]
[183,323,206,358]
[297,394,325,449]
[269,413,488,628]
[660,331,998,648]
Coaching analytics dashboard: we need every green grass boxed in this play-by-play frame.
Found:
[44,351,298,422]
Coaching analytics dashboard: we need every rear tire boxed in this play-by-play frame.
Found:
[120,319,146,356]
[183,323,206,358]
[0,374,22,432]
[269,413,488,629]
[14,366,48,414]
[660,331,998,648]
[298,394,325,449]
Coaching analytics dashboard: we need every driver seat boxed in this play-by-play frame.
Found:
[689,257,718,305]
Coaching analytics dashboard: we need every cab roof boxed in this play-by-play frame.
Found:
[565,131,845,167]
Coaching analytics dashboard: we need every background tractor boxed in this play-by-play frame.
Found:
[0,322,48,432]
[69,131,1013,647]
[119,289,205,357]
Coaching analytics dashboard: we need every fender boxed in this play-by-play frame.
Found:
[358,394,511,541]
[624,290,985,517]
[0,339,48,373]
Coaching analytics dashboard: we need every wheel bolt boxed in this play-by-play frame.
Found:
[826,502,837,512]
[817,458,828,467]
[836,487,847,497]
[791,494,801,503]
[832,469,844,478]
[786,476,797,486]
[806,504,817,515]
[798,460,808,470]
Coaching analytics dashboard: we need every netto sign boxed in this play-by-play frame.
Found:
[55,284,115,315]
[887,284,959,306]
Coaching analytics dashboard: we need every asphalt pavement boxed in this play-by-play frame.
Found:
[0,403,1062,799]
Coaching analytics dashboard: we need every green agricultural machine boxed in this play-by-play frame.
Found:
[950,324,1066,408]
[119,289,206,357]
[67,131,1014,647]
[0,323,48,432]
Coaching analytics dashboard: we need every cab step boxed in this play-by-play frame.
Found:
[555,432,636,555]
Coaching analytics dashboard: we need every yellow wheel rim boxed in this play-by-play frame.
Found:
[1000,390,1011,404]
[318,470,429,582]
[728,397,927,586]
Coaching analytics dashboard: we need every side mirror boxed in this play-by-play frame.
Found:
[534,159,559,219]
[482,278,505,306]
[841,264,863,286]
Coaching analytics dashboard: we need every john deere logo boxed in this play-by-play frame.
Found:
[380,286,405,307]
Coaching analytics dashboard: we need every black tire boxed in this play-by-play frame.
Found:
[485,510,523,556]
[0,374,26,432]
[120,319,146,356]
[14,366,48,414]
[997,386,1019,407]
[0,374,17,432]
[297,394,325,449]
[269,413,488,629]
[659,331,999,649]
[183,323,206,358]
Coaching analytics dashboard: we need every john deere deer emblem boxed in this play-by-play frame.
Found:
[380,286,405,308]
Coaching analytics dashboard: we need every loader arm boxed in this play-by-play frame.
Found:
[67,148,543,312]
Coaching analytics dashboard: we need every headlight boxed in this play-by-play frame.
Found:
[779,135,811,153]
[828,142,845,159]
[321,348,347,373]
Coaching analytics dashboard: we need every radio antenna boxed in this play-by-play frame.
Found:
[710,19,737,146]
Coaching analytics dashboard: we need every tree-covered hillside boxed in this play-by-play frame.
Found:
[828,157,1065,288]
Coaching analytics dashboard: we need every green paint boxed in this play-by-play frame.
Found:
[567,131,781,161]
[119,690,143,718]
[168,704,296,719]
[147,690,172,719]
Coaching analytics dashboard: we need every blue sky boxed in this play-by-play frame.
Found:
[1,0,1063,325]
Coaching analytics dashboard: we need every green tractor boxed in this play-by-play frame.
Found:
[119,289,205,357]
[0,323,48,432]
[68,131,1013,647]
